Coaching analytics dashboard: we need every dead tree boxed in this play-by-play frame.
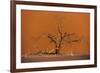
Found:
[47,23,81,54]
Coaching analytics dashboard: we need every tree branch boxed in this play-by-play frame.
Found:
[47,34,57,48]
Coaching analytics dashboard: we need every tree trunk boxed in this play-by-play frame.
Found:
[55,48,60,54]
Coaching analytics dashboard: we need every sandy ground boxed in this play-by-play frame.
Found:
[21,55,90,63]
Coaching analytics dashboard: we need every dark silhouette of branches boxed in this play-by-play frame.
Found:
[47,34,57,48]
[46,23,81,54]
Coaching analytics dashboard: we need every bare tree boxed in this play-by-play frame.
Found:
[47,23,81,54]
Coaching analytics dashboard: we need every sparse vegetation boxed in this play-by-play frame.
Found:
[46,23,80,54]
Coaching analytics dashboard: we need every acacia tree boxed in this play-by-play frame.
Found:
[47,23,80,54]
